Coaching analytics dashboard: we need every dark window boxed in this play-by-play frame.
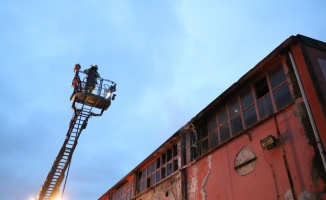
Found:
[207,115,217,132]
[243,106,257,127]
[269,65,287,89]
[220,124,230,143]
[173,145,177,157]
[255,77,269,99]
[229,98,240,118]
[199,123,208,138]
[147,178,150,188]
[241,89,254,109]
[273,84,293,110]
[201,139,209,154]
[218,107,228,125]
[162,153,166,165]
[231,115,243,136]
[257,95,273,119]
[209,129,219,148]
[173,159,178,172]
[156,158,160,169]
[167,149,172,162]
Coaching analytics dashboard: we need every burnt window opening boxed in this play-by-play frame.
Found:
[146,177,151,189]
[167,149,172,162]
[255,76,274,119]
[255,77,269,99]
[156,158,160,169]
[173,145,177,157]
[173,159,178,172]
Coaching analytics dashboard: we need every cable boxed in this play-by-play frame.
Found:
[61,162,71,200]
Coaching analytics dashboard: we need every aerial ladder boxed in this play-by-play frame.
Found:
[36,64,117,200]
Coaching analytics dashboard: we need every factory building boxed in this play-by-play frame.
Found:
[99,34,326,200]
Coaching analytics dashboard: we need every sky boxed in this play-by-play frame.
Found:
[1,1,326,200]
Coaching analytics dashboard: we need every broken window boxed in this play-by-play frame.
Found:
[255,77,269,99]
[136,144,179,194]
[269,66,293,110]
[255,77,274,119]
[111,179,134,200]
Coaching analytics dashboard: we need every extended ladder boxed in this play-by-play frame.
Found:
[36,65,116,200]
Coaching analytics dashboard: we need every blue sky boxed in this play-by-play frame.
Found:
[1,1,326,200]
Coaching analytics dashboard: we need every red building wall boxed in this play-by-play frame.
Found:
[186,104,323,200]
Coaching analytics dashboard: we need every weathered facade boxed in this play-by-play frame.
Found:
[99,35,326,200]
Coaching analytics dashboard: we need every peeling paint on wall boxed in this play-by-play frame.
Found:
[284,189,294,200]
[188,166,198,200]
[201,156,212,200]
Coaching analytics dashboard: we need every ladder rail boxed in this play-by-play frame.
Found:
[37,103,92,200]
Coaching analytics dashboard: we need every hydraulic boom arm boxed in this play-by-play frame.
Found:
[36,64,116,200]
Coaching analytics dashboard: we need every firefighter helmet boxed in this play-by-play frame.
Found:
[90,64,98,69]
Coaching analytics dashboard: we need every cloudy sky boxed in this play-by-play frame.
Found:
[1,1,326,200]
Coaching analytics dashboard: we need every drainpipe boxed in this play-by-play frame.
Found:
[288,51,326,173]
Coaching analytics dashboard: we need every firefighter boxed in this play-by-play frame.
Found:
[84,64,100,93]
